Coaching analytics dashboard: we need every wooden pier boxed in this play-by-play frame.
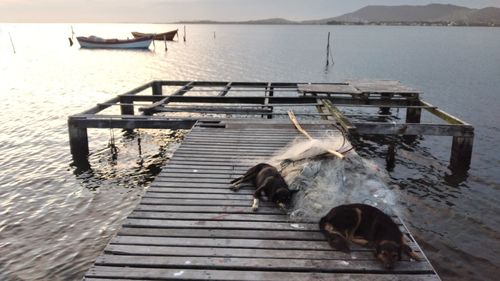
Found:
[69,80,472,280]
[83,121,440,280]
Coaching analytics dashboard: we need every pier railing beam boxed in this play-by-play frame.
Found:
[450,134,474,172]
[68,118,89,161]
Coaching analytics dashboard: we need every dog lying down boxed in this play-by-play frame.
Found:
[319,203,421,269]
[230,163,294,211]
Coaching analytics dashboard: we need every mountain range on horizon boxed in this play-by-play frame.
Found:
[178,3,500,26]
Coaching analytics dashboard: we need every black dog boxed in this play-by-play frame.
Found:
[230,163,293,211]
[319,203,420,269]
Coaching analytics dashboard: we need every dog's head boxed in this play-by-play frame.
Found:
[273,188,293,210]
[375,241,401,269]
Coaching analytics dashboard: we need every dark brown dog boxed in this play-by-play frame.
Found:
[319,203,420,269]
[230,163,293,211]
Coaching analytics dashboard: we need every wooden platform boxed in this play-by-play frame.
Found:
[83,121,440,281]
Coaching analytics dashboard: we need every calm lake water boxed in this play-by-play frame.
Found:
[0,23,499,280]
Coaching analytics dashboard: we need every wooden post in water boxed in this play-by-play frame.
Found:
[120,96,134,115]
[163,35,167,50]
[183,25,186,42]
[326,32,330,66]
[450,134,474,172]
[8,32,16,54]
[68,118,89,160]
[152,81,163,95]
[403,98,422,142]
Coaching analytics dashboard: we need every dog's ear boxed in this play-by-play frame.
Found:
[327,235,350,253]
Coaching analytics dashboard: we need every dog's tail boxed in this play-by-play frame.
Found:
[230,163,267,185]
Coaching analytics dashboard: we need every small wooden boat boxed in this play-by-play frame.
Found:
[131,29,178,41]
[76,35,153,49]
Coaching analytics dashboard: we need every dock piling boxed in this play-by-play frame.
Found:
[68,118,89,160]
[450,134,474,172]
[152,82,163,96]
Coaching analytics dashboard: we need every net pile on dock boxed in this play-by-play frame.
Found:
[268,137,397,222]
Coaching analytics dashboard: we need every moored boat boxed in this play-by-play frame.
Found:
[131,29,178,41]
[76,35,153,49]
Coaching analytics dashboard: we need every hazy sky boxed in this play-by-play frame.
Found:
[1,0,500,23]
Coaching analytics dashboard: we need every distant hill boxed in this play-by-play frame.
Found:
[178,4,500,26]
[321,4,500,26]
[178,18,296,25]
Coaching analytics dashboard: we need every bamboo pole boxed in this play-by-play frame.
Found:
[287,111,344,159]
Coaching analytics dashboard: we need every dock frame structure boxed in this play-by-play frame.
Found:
[69,80,474,172]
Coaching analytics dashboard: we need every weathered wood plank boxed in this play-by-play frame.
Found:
[105,244,370,259]
[94,255,431,272]
[353,122,474,136]
[142,192,253,200]
[134,205,281,214]
[118,227,321,240]
[147,187,253,194]
[139,198,274,207]
[123,219,314,230]
[128,211,296,222]
[148,180,248,188]
[86,266,439,281]
[298,83,362,95]
[110,236,417,253]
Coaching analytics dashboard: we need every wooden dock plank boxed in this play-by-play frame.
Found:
[94,255,431,273]
[86,266,439,281]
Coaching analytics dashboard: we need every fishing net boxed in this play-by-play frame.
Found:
[266,136,397,222]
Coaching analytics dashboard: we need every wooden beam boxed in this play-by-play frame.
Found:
[420,100,470,125]
[140,82,194,114]
[154,106,272,114]
[218,82,232,96]
[79,96,120,115]
[69,117,197,130]
[352,122,474,136]
[321,99,357,133]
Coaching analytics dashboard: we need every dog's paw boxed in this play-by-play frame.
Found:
[251,198,259,211]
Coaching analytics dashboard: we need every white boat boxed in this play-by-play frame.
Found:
[76,35,153,49]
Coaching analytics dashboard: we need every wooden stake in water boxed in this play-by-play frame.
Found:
[183,25,186,42]
[164,35,167,50]
[8,32,16,54]
[326,32,330,66]
[214,31,216,39]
